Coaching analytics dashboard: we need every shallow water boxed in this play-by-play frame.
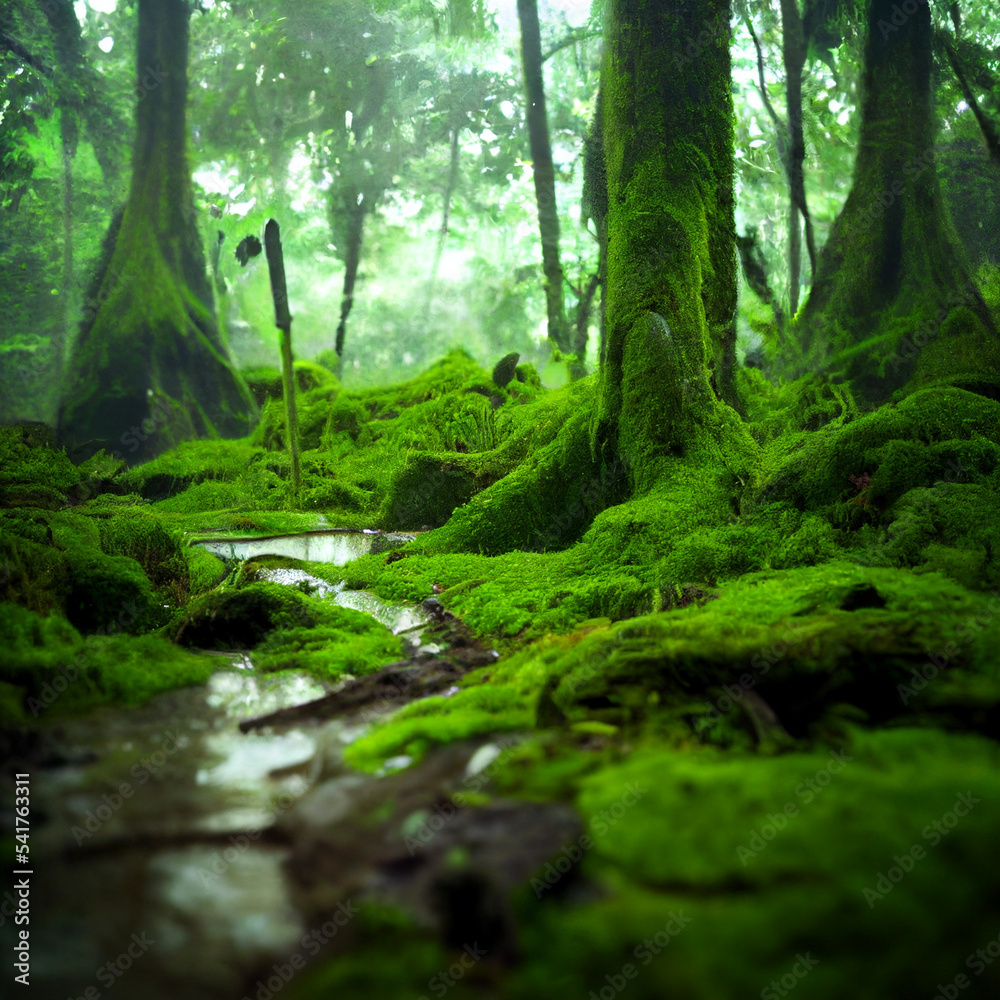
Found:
[255,566,429,636]
[195,529,415,565]
[29,534,427,1000]
[30,666,348,999]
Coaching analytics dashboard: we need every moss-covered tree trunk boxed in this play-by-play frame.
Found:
[59,0,255,463]
[796,0,998,402]
[516,0,571,354]
[595,0,753,495]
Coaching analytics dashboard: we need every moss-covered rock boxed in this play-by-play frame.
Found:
[243,360,338,406]
[0,603,215,722]
[0,423,83,508]
[173,581,335,649]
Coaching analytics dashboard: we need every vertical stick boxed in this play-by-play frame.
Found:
[264,219,301,493]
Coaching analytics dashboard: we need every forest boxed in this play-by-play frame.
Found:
[1,0,999,997]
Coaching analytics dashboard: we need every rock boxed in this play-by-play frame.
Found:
[491,352,520,388]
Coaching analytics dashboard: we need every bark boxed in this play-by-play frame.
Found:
[582,86,608,365]
[940,31,1000,168]
[516,0,571,353]
[40,1,83,388]
[796,0,997,402]
[335,191,366,361]
[59,0,255,463]
[569,271,599,380]
[264,220,301,493]
[596,0,755,494]
[780,0,818,314]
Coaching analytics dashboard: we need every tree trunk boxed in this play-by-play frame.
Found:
[796,0,998,401]
[59,0,256,463]
[425,126,461,319]
[596,0,754,494]
[781,0,817,315]
[582,86,608,366]
[516,0,571,353]
[59,131,74,390]
[334,191,366,363]
[40,1,83,393]
[568,271,599,381]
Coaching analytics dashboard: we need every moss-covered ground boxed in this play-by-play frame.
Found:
[2,350,999,997]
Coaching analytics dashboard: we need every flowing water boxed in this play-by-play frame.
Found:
[28,531,427,1000]
[195,529,416,565]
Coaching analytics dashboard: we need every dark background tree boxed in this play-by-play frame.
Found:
[517,0,571,355]
[58,0,255,462]
[794,0,999,400]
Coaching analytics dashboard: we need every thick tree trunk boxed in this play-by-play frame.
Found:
[516,0,571,353]
[596,0,754,494]
[59,0,255,463]
[796,0,998,401]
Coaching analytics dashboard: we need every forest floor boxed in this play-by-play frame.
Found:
[2,350,1000,999]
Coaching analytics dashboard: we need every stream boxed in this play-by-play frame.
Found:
[25,530,435,1000]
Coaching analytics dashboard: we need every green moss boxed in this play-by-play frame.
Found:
[1,509,168,632]
[877,482,1000,587]
[286,910,458,1000]
[61,549,162,635]
[172,581,338,649]
[115,439,267,499]
[254,603,402,682]
[0,602,216,720]
[0,423,82,508]
[758,386,1000,518]
[153,470,288,514]
[183,544,226,595]
[92,509,187,589]
[340,562,999,771]
[243,360,338,406]
[345,684,533,771]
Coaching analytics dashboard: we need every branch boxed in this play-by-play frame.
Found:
[940,29,1000,167]
[743,16,783,135]
[542,26,600,62]
[1,32,51,76]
